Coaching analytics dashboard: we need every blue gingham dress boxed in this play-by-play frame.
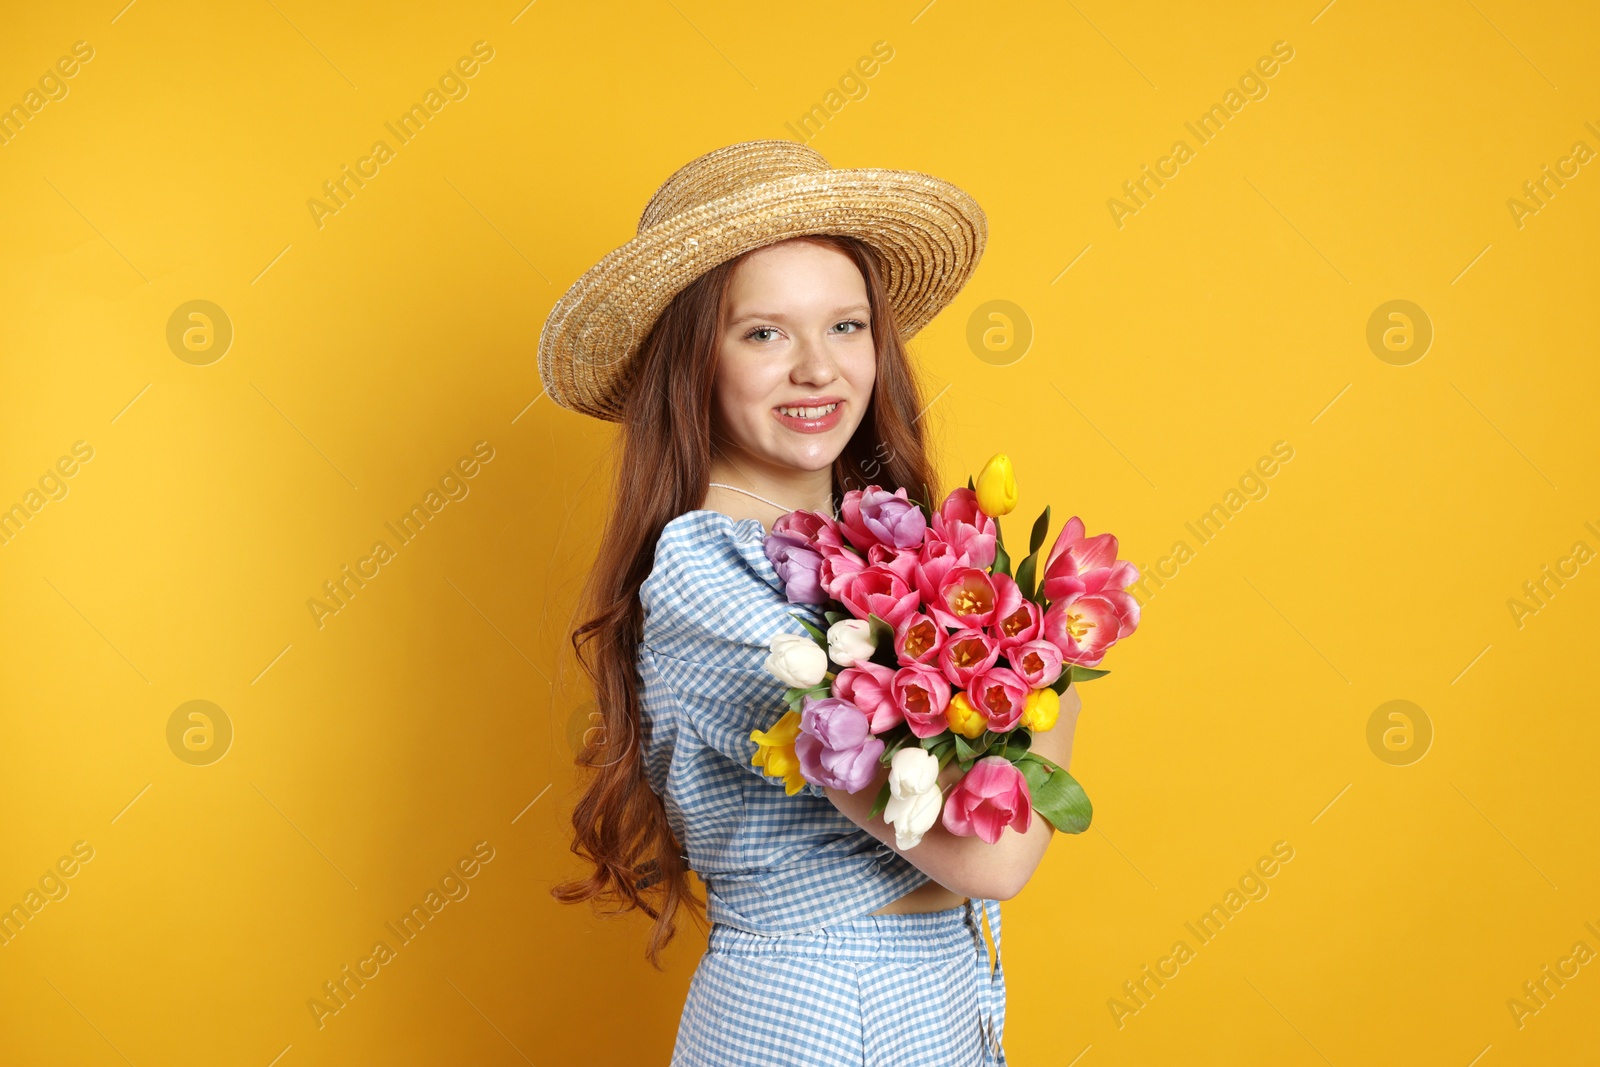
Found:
[638,509,1008,1066]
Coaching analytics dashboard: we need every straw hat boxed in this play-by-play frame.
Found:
[536,139,987,422]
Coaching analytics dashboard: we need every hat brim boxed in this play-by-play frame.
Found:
[537,167,987,422]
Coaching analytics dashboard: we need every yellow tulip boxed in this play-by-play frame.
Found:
[975,453,1018,517]
[1020,687,1060,731]
[751,709,807,794]
[946,691,987,739]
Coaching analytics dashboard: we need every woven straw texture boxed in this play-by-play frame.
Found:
[536,139,987,422]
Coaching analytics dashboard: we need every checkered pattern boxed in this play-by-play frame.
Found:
[638,511,1007,1062]
[672,900,1007,1066]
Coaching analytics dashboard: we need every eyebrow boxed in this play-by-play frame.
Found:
[726,303,871,327]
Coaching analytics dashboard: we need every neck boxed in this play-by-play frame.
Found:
[707,453,835,516]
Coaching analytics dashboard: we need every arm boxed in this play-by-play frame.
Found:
[824,681,1083,901]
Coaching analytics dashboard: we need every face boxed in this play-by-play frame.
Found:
[711,239,876,476]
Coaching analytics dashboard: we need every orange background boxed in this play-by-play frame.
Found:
[1,1,1597,1064]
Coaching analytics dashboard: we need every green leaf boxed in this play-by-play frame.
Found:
[1002,728,1034,754]
[1029,505,1052,556]
[993,537,1011,578]
[789,613,829,647]
[868,779,893,820]
[1026,759,1093,834]
[1014,549,1039,601]
[879,727,915,762]
[865,612,896,649]
[784,680,832,713]
[1069,664,1111,683]
[824,610,848,627]
[953,731,986,762]
[1015,752,1050,793]
[967,475,976,492]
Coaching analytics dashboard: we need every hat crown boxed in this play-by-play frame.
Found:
[637,140,830,233]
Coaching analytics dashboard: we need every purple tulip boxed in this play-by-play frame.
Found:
[765,532,827,604]
[837,486,927,552]
[794,696,884,793]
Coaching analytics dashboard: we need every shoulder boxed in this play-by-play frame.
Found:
[640,510,816,653]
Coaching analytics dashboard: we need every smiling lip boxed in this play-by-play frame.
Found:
[774,397,844,433]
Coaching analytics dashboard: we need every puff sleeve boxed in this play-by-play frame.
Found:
[638,512,829,800]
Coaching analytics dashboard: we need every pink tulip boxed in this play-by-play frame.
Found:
[893,611,945,667]
[990,591,1042,652]
[869,544,922,588]
[832,661,903,732]
[931,488,997,569]
[913,538,968,607]
[1042,589,1140,668]
[942,756,1033,844]
[968,666,1030,731]
[931,567,999,630]
[1008,640,1063,689]
[936,628,1001,689]
[772,508,833,543]
[1041,516,1140,605]
[891,663,953,738]
[835,565,921,630]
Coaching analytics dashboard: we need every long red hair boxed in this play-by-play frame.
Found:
[549,234,943,967]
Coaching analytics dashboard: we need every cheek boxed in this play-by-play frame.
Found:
[848,342,877,394]
[713,355,774,424]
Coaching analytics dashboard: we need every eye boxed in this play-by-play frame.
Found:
[833,319,868,334]
[744,326,779,342]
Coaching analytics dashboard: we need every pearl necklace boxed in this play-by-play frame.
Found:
[707,481,833,517]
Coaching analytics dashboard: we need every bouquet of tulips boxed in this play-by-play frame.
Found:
[748,453,1141,849]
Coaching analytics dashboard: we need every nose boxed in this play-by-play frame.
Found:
[791,331,840,387]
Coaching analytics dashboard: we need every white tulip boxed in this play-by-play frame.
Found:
[826,618,878,667]
[884,784,943,850]
[887,747,940,799]
[883,747,943,849]
[764,632,829,688]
